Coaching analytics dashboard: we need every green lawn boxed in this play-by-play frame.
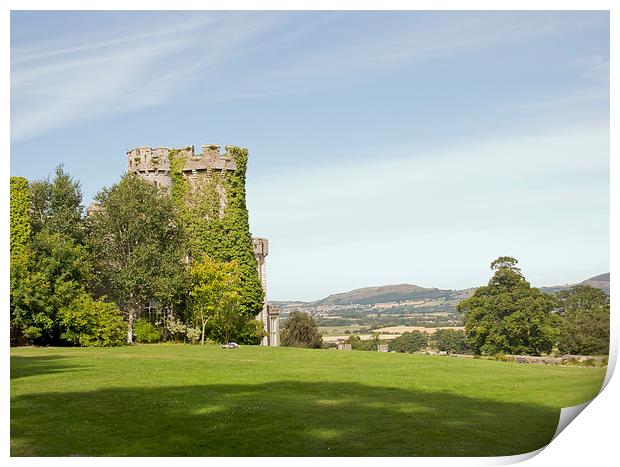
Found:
[11,344,606,456]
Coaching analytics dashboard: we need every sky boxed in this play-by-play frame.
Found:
[10,11,610,301]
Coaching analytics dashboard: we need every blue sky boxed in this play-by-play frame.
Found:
[10,11,610,301]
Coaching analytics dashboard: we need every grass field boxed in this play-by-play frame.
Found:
[10,344,606,457]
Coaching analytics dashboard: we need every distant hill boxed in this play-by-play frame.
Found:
[581,273,610,294]
[311,284,458,306]
[540,273,610,296]
[271,273,609,310]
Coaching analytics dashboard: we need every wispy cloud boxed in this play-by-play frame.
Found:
[11,11,608,142]
[10,12,277,141]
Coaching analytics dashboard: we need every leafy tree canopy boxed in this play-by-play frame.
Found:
[388,331,428,353]
[280,311,323,349]
[88,174,186,343]
[432,329,470,354]
[457,256,558,356]
[556,285,609,355]
[188,256,242,345]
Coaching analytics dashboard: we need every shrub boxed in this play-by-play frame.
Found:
[346,333,385,351]
[133,318,163,343]
[432,329,470,354]
[388,331,428,354]
[59,293,125,347]
[236,317,266,345]
[280,310,323,348]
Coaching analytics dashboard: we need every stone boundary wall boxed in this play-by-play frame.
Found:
[447,353,607,366]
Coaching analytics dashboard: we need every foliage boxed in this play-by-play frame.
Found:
[10,177,32,267]
[88,174,186,343]
[457,257,558,356]
[133,318,163,344]
[345,333,386,351]
[388,331,428,353]
[30,165,85,241]
[235,317,266,345]
[556,285,610,355]
[169,146,264,316]
[59,293,126,347]
[10,177,33,344]
[188,256,242,344]
[432,329,470,353]
[280,311,323,348]
[11,167,93,346]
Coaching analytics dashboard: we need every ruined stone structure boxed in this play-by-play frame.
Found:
[127,144,279,346]
[252,238,280,346]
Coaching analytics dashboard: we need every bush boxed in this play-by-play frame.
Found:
[236,317,266,345]
[432,329,470,354]
[388,331,428,353]
[280,311,323,348]
[133,318,163,343]
[346,333,386,351]
[59,293,126,347]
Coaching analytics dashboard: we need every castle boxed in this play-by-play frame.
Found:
[126,144,280,346]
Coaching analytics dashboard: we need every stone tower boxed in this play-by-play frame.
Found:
[126,144,279,346]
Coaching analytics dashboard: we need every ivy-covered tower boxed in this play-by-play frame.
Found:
[126,144,277,344]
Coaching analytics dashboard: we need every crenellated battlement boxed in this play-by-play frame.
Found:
[127,144,238,191]
[127,144,237,174]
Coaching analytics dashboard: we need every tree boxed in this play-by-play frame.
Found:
[11,168,93,345]
[188,256,242,345]
[280,311,323,348]
[388,331,428,353]
[457,256,557,356]
[88,174,186,343]
[10,177,34,344]
[432,329,470,353]
[30,165,85,241]
[556,285,609,355]
[345,333,375,351]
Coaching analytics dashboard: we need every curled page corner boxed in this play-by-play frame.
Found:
[552,399,592,441]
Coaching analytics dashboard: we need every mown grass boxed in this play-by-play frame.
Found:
[10,344,606,456]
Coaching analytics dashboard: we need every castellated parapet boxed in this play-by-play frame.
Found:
[127,144,238,191]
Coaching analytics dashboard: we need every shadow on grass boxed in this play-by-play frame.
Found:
[10,355,85,380]
[11,380,560,457]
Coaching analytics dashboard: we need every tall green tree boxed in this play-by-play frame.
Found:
[10,177,34,344]
[457,256,557,356]
[188,256,242,345]
[556,285,609,355]
[11,168,92,345]
[88,174,186,343]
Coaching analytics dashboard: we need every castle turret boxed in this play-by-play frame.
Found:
[126,144,237,192]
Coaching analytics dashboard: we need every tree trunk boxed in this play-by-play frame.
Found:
[127,307,136,344]
[201,319,206,345]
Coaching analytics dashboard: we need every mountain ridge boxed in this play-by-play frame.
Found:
[270,273,609,307]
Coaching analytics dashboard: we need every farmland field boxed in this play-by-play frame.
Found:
[10,344,606,456]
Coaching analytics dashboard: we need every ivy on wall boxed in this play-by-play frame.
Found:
[10,177,32,274]
[169,146,264,316]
